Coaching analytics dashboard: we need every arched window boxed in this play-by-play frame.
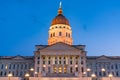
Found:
[59,32,62,36]
[66,32,68,37]
[53,33,55,37]
[50,34,52,37]
[68,34,70,38]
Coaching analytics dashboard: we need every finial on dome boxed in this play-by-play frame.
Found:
[58,1,62,14]
[59,1,62,8]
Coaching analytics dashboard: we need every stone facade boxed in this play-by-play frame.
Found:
[34,43,86,77]
[0,55,34,78]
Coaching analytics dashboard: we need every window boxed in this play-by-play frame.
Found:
[59,61,61,64]
[25,64,27,69]
[37,67,39,72]
[48,61,50,64]
[17,64,19,69]
[66,32,68,37]
[59,57,61,59]
[81,67,84,73]
[59,32,62,36]
[43,61,45,64]
[48,67,51,73]
[76,61,78,64]
[50,34,52,37]
[55,61,57,64]
[49,57,51,59]
[64,61,66,64]
[70,61,72,64]
[1,64,3,69]
[115,64,118,69]
[43,57,45,59]
[70,67,72,73]
[37,61,40,64]
[53,33,55,37]
[20,71,22,76]
[13,64,15,69]
[81,61,83,65]
[0,71,3,76]
[55,57,57,59]
[42,67,45,72]
[76,67,78,72]
[37,57,40,59]
[21,64,23,69]
[111,65,114,69]
[68,34,70,38]
[9,64,11,69]
[4,72,6,76]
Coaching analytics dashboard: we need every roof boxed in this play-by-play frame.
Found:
[0,55,34,60]
[35,42,85,51]
[87,55,120,60]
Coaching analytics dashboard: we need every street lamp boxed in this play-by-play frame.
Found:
[108,73,113,80]
[34,71,38,77]
[30,68,34,77]
[101,68,106,77]
[8,73,13,80]
[91,73,96,80]
[25,73,30,80]
[86,68,91,77]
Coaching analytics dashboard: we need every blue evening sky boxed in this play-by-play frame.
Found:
[0,0,120,56]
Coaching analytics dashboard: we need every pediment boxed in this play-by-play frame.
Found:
[12,56,25,60]
[41,43,79,51]
[97,55,111,60]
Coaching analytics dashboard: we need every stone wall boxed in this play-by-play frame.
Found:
[0,77,21,80]
[29,77,91,80]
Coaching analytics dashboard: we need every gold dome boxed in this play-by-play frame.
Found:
[51,5,70,26]
[51,14,70,26]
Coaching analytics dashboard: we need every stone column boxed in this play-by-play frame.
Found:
[67,56,70,73]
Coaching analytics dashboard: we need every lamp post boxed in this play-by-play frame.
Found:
[25,73,30,80]
[101,68,105,77]
[108,74,113,80]
[86,68,91,77]
[30,68,34,77]
[91,73,96,80]
[8,73,13,80]
[34,72,38,77]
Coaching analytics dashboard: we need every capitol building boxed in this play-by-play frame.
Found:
[0,2,120,80]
